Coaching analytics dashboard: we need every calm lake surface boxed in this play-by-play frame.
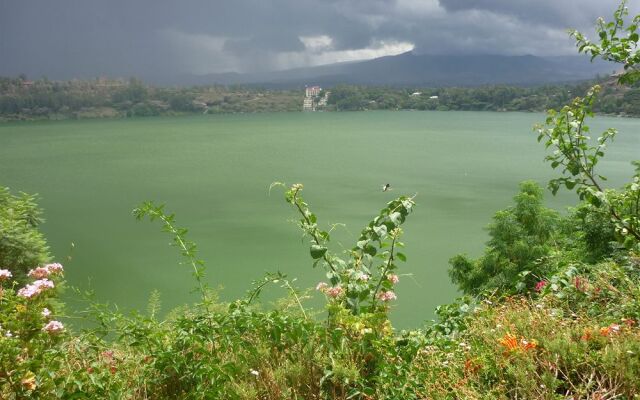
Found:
[1,111,639,328]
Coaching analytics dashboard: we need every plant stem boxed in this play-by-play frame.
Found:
[371,234,397,306]
[292,188,337,273]
[158,214,208,302]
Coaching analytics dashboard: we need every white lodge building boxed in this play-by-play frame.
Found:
[305,86,321,97]
[303,85,329,111]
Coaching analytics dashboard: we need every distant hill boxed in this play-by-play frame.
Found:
[163,52,616,88]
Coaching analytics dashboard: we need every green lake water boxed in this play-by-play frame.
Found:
[1,111,639,328]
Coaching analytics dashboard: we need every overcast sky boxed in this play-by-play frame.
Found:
[0,0,637,79]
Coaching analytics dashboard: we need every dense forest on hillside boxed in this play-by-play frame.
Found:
[0,77,302,121]
[3,73,640,122]
[326,77,640,114]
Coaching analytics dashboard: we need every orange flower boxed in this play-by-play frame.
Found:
[499,333,519,351]
[520,339,537,351]
[464,358,480,375]
[599,323,621,337]
[499,333,537,352]
[581,328,593,341]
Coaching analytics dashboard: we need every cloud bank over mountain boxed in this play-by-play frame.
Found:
[0,0,635,79]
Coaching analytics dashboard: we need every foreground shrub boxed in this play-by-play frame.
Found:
[0,187,50,282]
[404,297,640,399]
[449,181,560,296]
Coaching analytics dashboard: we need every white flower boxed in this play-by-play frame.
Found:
[249,369,259,377]
[0,269,12,281]
[42,320,64,334]
[355,272,369,282]
[45,263,64,274]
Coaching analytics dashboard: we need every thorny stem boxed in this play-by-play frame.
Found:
[157,213,208,302]
[247,277,308,319]
[283,280,308,320]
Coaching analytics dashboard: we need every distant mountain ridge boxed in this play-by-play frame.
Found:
[159,52,615,88]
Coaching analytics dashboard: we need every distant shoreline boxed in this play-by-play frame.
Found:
[2,75,638,123]
[2,108,637,125]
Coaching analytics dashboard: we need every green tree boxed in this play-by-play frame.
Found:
[449,181,560,295]
[0,187,51,282]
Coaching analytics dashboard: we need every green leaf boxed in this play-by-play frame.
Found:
[310,244,328,259]
[389,212,402,225]
[364,245,377,256]
[373,224,388,239]
[396,252,407,262]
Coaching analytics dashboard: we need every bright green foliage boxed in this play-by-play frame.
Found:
[0,262,67,399]
[0,187,50,282]
[571,0,640,85]
[555,1,640,249]
[535,85,616,200]
[449,181,559,295]
[533,84,640,250]
[563,203,618,262]
[281,183,414,315]
[133,201,209,303]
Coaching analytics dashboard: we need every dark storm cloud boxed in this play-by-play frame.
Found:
[0,0,634,78]
[438,0,624,27]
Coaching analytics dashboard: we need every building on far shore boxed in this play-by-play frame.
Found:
[305,86,321,97]
[303,85,329,111]
[303,97,314,111]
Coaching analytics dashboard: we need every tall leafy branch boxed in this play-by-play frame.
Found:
[536,1,640,248]
[133,202,209,303]
[570,0,640,85]
[277,182,416,315]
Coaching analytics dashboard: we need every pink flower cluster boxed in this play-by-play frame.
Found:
[42,320,64,334]
[326,286,344,298]
[316,282,344,298]
[378,291,397,302]
[27,263,64,279]
[17,263,63,299]
[17,279,55,299]
[387,274,400,284]
[46,263,64,274]
[0,269,12,281]
[534,280,547,292]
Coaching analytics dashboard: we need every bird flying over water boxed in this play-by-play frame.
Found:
[382,183,391,192]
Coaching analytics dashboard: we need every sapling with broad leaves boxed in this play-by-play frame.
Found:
[535,0,640,249]
[276,182,416,315]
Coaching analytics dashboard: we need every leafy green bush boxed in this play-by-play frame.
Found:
[0,187,50,282]
[449,181,560,295]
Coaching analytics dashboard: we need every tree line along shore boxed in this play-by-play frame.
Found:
[2,73,640,122]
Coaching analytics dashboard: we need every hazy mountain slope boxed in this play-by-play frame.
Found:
[157,52,614,87]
